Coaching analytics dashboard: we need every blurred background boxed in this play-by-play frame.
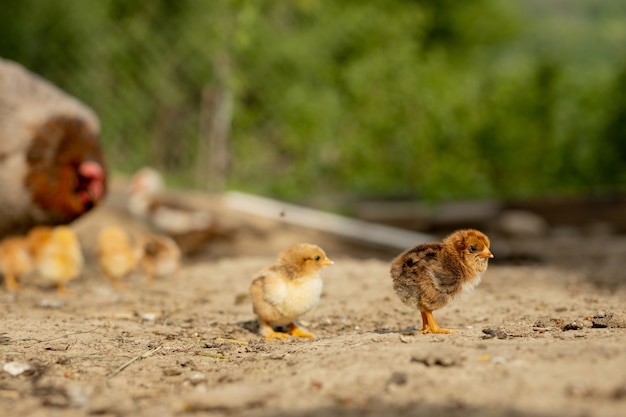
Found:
[1,0,625,205]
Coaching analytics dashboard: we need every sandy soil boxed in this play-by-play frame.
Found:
[1,196,625,417]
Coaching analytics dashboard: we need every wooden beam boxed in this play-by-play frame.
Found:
[223,191,434,250]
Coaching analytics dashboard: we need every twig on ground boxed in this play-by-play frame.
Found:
[21,325,103,344]
[107,345,163,378]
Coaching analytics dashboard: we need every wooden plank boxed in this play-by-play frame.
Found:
[223,191,434,250]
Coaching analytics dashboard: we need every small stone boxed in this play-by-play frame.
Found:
[37,299,63,309]
[411,354,461,367]
[533,317,563,329]
[189,372,207,385]
[141,312,159,321]
[561,321,583,331]
[386,372,408,392]
[3,361,31,376]
[388,372,408,386]
[163,368,182,376]
[44,342,70,351]
[592,311,626,328]
[481,328,508,339]
[491,356,507,365]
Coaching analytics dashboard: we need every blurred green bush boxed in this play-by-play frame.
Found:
[1,0,625,202]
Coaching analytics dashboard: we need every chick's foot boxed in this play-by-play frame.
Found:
[288,323,315,338]
[421,310,458,334]
[264,329,290,340]
[4,274,19,292]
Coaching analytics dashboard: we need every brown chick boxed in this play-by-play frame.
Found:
[249,243,333,340]
[0,236,34,292]
[390,229,494,334]
[35,226,84,294]
[97,226,139,288]
[136,234,181,283]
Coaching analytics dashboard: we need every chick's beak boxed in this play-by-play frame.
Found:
[481,249,494,259]
[323,258,334,266]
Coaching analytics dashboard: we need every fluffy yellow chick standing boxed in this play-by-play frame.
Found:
[0,236,34,292]
[390,229,493,334]
[35,226,84,293]
[250,243,333,340]
[26,226,53,261]
[97,226,139,288]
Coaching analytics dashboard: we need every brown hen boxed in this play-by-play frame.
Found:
[0,58,107,238]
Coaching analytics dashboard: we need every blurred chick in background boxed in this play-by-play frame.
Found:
[250,243,333,340]
[34,226,84,294]
[136,233,181,283]
[128,167,222,255]
[0,58,107,238]
[26,226,53,261]
[97,226,139,288]
[390,229,493,334]
[0,236,34,292]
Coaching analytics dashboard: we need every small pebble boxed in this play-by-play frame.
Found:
[141,312,159,321]
[3,361,31,376]
[163,368,182,376]
[388,371,408,386]
[189,372,207,385]
[411,355,460,367]
[481,328,508,339]
[562,321,583,331]
[491,356,507,365]
[37,299,63,309]
[591,311,626,328]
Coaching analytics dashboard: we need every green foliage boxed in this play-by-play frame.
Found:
[1,0,625,201]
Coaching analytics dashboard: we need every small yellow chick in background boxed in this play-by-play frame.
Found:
[390,229,494,334]
[0,236,34,292]
[97,226,139,288]
[136,233,181,283]
[26,226,53,261]
[250,243,333,340]
[34,226,84,294]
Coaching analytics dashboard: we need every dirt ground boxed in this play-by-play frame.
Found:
[1,190,625,417]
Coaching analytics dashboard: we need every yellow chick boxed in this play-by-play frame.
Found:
[249,243,333,340]
[35,226,84,293]
[26,226,53,261]
[136,233,181,283]
[0,236,34,292]
[97,226,139,288]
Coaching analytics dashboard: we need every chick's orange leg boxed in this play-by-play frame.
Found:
[420,311,429,332]
[111,279,128,290]
[4,273,19,292]
[259,321,289,340]
[421,310,458,334]
[56,283,68,295]
[288,323,315,339]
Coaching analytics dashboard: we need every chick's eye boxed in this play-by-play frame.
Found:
[469,245,477,253]
[314,255,321,261]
